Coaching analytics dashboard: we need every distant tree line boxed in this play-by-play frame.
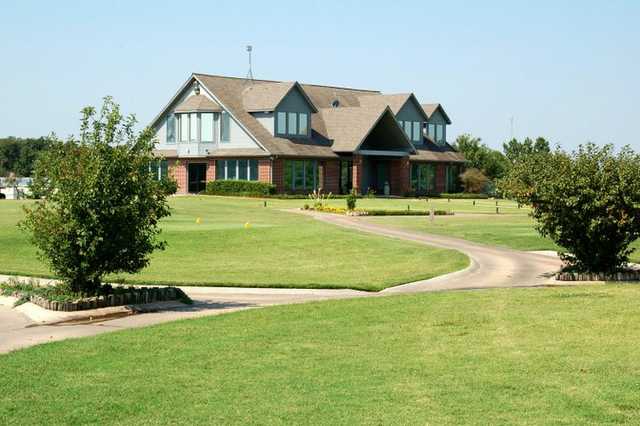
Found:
[0,137,50,177]
[453,134,551,193]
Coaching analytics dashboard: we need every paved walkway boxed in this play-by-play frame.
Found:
[0,213,564,354]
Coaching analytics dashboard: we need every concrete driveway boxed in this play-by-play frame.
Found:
[0,213,564,354]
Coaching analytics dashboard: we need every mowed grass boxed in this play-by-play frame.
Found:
[2,285,640,424]
[367,213,640,262]
[0,197,467,291]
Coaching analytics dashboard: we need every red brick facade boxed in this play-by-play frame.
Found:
[389,157,410,196]
[322,160,340,194]
[170,155,457,195]
[435,163,447,193]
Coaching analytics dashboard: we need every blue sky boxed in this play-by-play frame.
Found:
[1,0,638,151]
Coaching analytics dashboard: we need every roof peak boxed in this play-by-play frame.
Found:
[193,72,379,94]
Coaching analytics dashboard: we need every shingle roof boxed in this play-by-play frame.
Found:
[195,74,337,158]
[421,103,452,124]
[410,139,465,163]
[174,95,222,112]
[318,105,390,152]
[242,81,295,112]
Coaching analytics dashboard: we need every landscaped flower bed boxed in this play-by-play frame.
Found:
[0,278,191,311]
[303,205,454,216]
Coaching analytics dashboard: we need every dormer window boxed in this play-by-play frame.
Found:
[426,123,446,144]
[398,120,423,143]
[276,111,309,137]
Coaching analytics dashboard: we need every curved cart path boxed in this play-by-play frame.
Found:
[0,213,564,354]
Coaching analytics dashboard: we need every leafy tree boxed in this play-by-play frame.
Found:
[499,143,640,273]
[503,137,550,165]
[21,97,171,292]
[453,134,509,180]
[459,168,489,193]
[0,137,50,176]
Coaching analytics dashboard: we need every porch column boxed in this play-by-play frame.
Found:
[322,160,340,194]
[352,154,363,194]
[170,159,188,194]
[206,159,216,182]
[436,163,447,193]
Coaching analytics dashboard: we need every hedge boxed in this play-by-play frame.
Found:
[437,193,489,199]
[205,180,276,196]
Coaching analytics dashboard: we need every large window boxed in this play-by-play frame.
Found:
[149,160,169,181]
[445,165,461,192]
[179,114,189,142]
[215,159,259,181]
[201,113,214,142]
[221,111,230,143]
[283,160,317,192]
[167,114,176,143]
[399,120,423,142]
[276,111,309,137]
[189,113,198,142]
[410,163,436,194]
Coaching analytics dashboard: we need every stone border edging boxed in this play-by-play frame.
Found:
[556,271,640,282]
[28,287,186,312]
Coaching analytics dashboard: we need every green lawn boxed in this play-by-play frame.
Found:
[2,285,640,424]
[367,213,640,262]
[0,197,467,291]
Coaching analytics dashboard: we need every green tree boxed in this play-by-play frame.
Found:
[454,134,508,180]
[21,97,171,292]
[0,137,50,176]
[503,137,550,165]
[499,143,640,273]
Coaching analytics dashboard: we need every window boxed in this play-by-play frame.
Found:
[298,113,308,136]
[283,160,317,192]
[412,122,422,142]
[428,123,436,138]
[277,112,287,135]
[215,159,259,181]
[238,159,248,180]
[221,112,230,142]
[201,113,213,142]
[189,113,198,142]
[340,160,353,194]
[411,163,436,194]
[276,111,309,137]
[180,114,189,142]
[148,160,169,181]
[288,112,298,135]
[167,114,176,143]
[404,121,412,138]
[435,124,444,143]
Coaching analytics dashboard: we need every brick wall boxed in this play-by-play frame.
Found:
[258,159,271,183]
[170,159,188,194]
[323,160,340,194]
[389,157,410,196]
[352,154,363,194]
[436,163,447,193]
[206,159,216,182]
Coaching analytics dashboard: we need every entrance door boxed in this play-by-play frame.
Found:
[188,163,207,193]
[372,160,390,194]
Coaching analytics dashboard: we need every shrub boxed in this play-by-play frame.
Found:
[21,97,171,293]
[361,209,452,216]
[346,190,357,210]
[159,177,178,195]
[499,143,640,273]
[205,180,276,196]
[459,168,489,193]
[439,193,489,199]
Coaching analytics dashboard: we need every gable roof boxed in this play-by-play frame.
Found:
[422,103,452,124]
[195,74,336,158]
[175,94,222,113]
[319,105,414,153]
[357,93,429,120]
[242,81,318,113]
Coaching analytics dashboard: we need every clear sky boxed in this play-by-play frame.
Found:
[1,0,638,151]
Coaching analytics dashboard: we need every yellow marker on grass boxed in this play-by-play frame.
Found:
[244,222,251,229]
[196,217,202,224]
